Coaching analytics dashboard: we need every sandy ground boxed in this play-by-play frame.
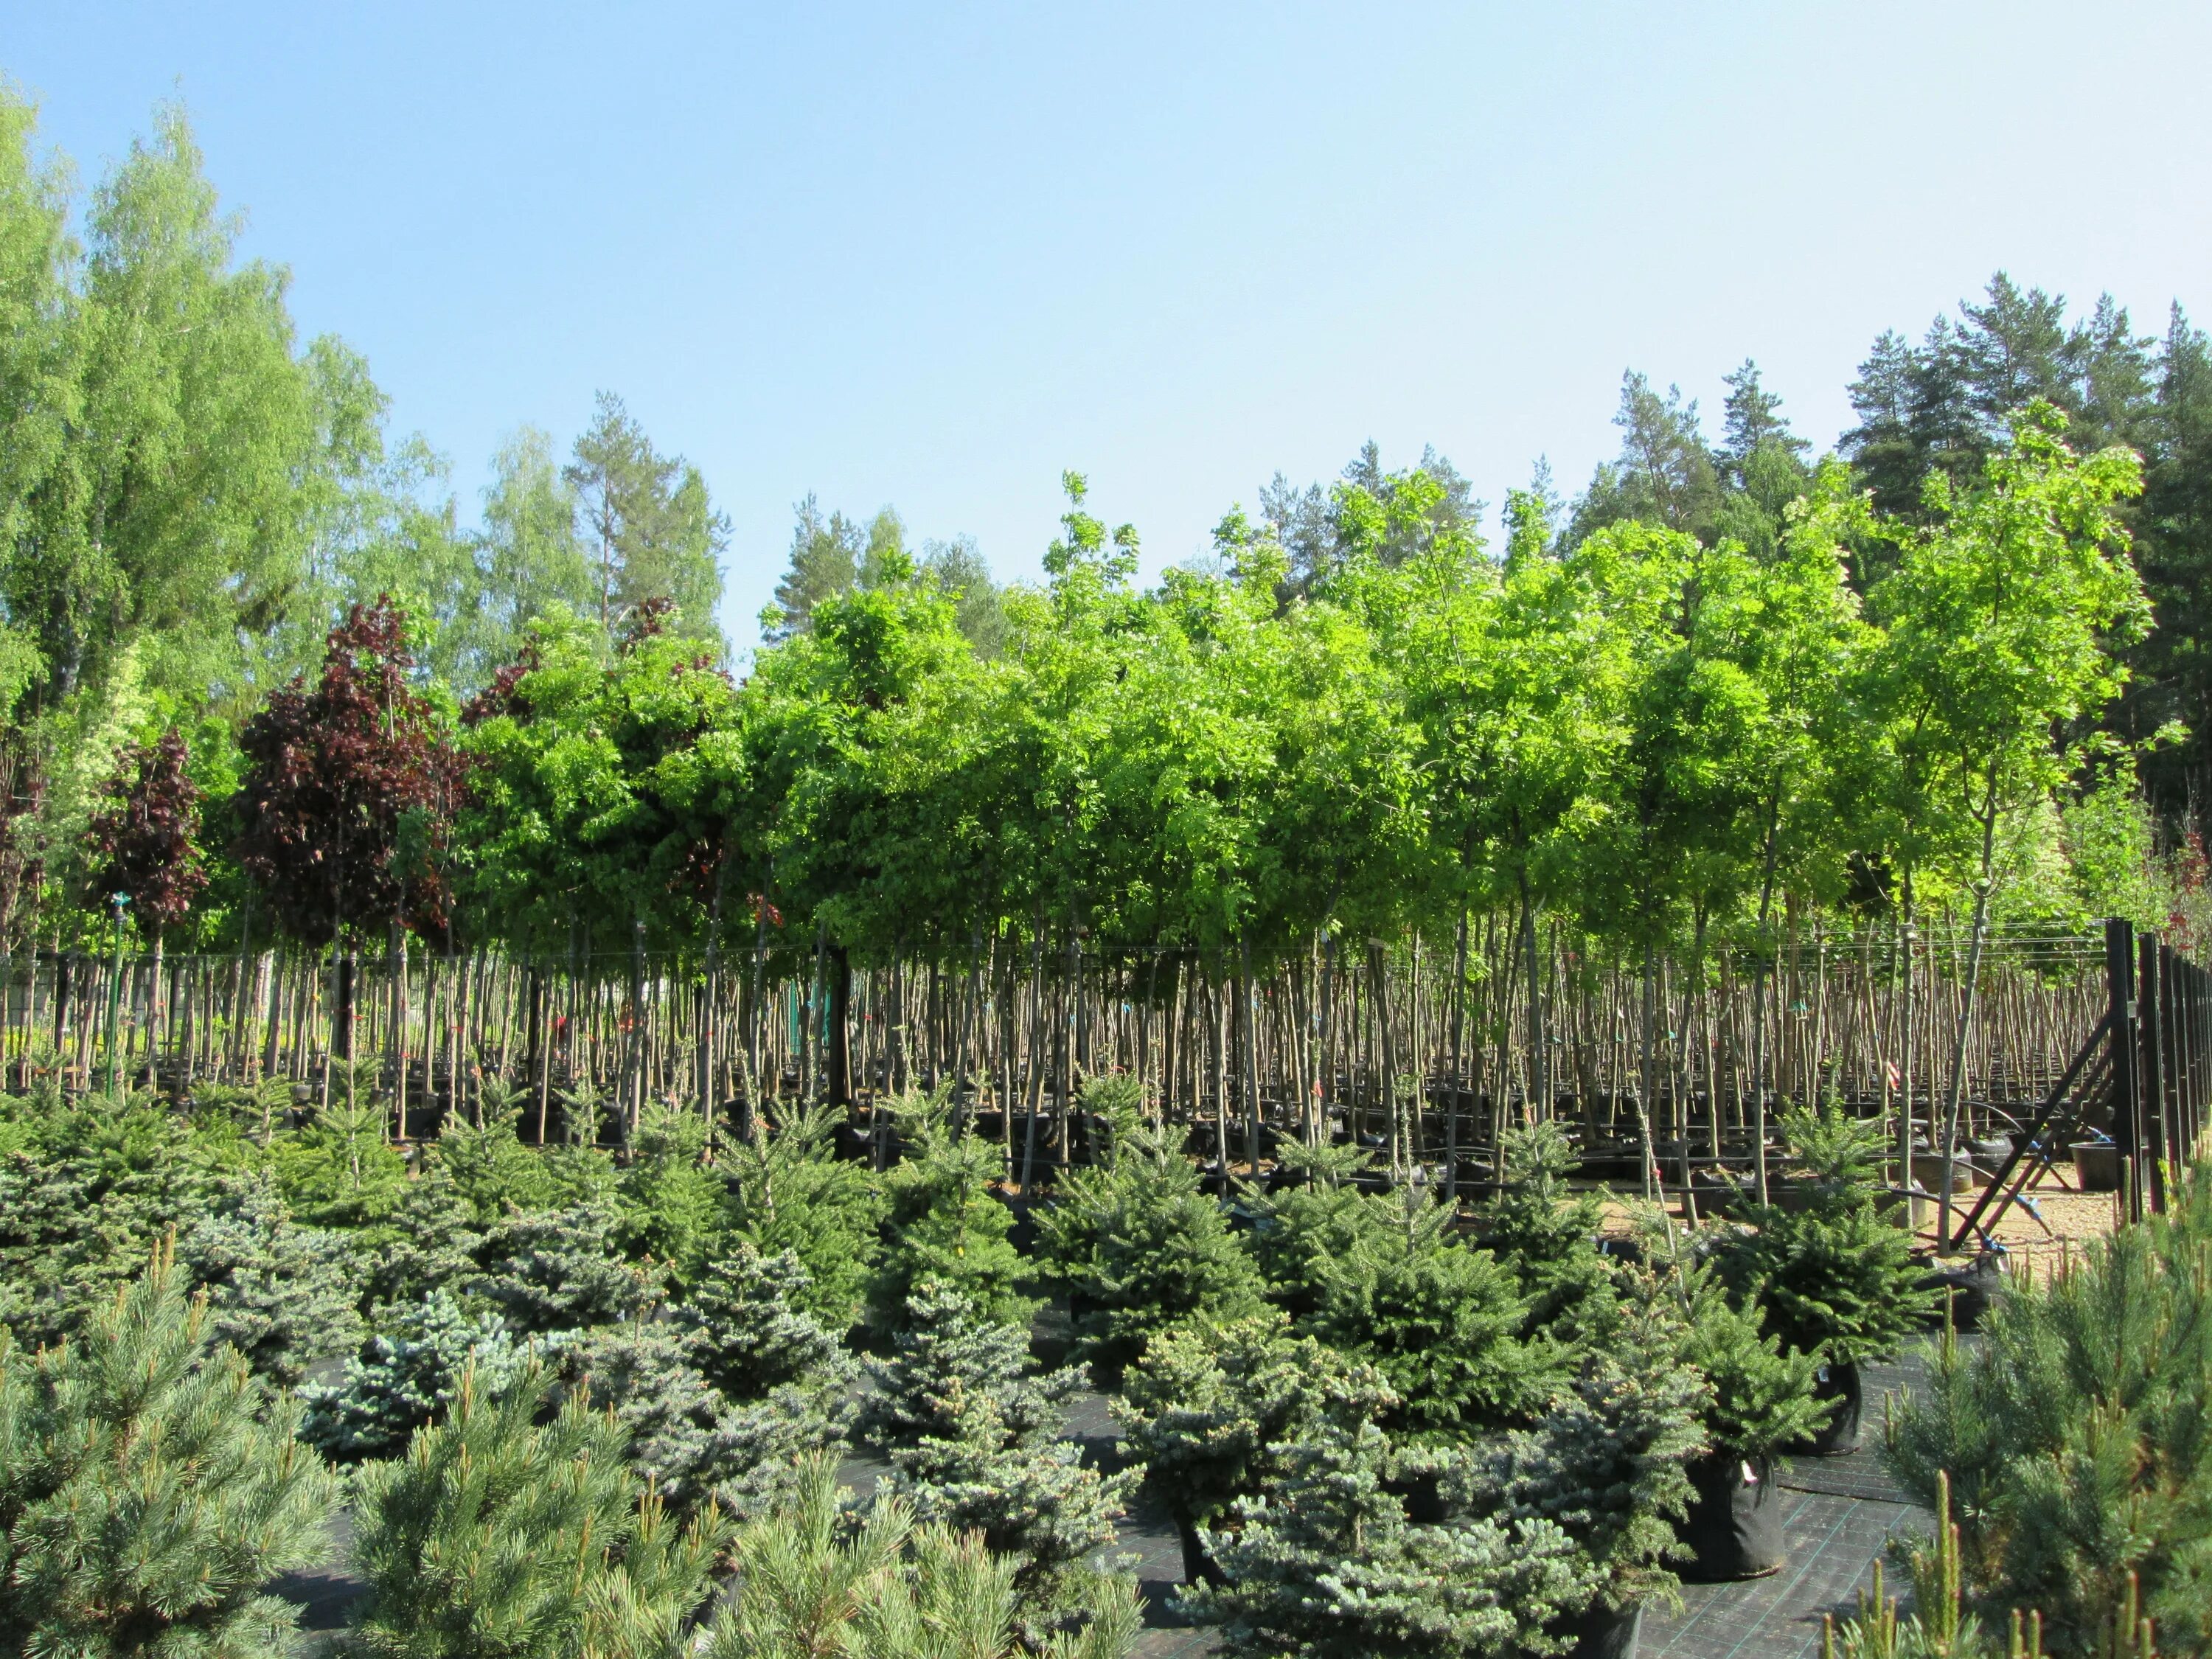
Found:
[1591,1165,2120,1284]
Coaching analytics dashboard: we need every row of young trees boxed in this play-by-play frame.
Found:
[46,407,2168,1109]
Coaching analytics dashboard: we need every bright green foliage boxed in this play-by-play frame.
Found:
[1246,1154,1390,1321]
[0,1082,248,1348]
[1668,1264,1829,1460]
[860,1283,1131,1632]
[1882,1164,2212,1654]
[0,1243,338,1658]
[1473,1293,1711,1613]
[1721,1104,1937,1368]
[299,1289,533,1461]
[723,1102,883,1332]
[1479,1120,1613,1333]
[1117,1312,1393,1543]
[869,1099,1031,1336]
[455,605,742,959]
[1180,1413,1597,1659]
[177,1169,361,1385]
[349,1364,728,1659]
[700,1452,1142,1659]
[1036,1118,1267,1370]
[267,1088,407,1228]
[423,1102,563,1225]
[1310,1192,1550,1439]
[616,1102,726,1287]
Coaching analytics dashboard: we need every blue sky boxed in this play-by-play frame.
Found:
[10,3,2211,653]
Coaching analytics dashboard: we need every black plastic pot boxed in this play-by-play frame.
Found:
[1920,1251,2004,1330]
[1680,1453,1784,1580]
[1798,1360,1863,1455]
[2073,1141,2122,1192]
[1555,1599,1643,1659]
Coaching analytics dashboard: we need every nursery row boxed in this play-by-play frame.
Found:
[0,919,2113,1191]
[5,1047,2205,1657]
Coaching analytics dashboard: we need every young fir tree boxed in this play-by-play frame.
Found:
[300,1289,534,1461]
[0,1242,338,1657]
[349,1364,727,1658]
[1310,1189,1554,1439]
[1035,1105,1267,1371]
[565,1245,857,1521]
[0,1081,243,1348]
[868,1096,1032,1337]
[476,1200,659,1335]
[1117,1312,1394,1583]
[723,1100,883,1332]
[617,1099,726,1288]
[1178,1413,1598,1659]
[1670,1262,1830,1461]
[1472,1290,1712,1616]
[1245,1141,1390,1322]
[699,1452,1144,1659]
[178,1167,362,1385]
[1478,1119,1614,1335]
[1720,1102,1936,1370]
[860,1282,1132,1633]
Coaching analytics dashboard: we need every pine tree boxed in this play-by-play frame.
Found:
[349,1363,727,1658]
[1720,1102,1936,1369]
[0,1241,338,1656]
[616,1101,725,1288]
[565,390,726,646]
[700,1451,1143,1659]
[1178,1413,1596,1659]
[860,1283,1131,1633]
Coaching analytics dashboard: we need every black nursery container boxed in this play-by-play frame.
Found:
[1796,1360,1863,1456]
[1555,1599,1643,1659]
[1679,1453,1784,1580]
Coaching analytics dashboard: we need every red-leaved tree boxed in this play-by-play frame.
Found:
[235,599,466,952]
[86,730,209,937]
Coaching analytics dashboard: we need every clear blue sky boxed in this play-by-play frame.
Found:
[10,3,2211,653]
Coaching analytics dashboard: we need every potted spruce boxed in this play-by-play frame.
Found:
[1719,1102,1937,1455]
[1117,1311,1391,1587]
[1669,1265,1829,1580]
[1470,1292,1711,1659]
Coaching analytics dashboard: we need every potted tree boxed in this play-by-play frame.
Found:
[1720,1102,1937,1455]
[1117,1312,1391,1587]
[1669,1265,1829,1579]
[1471,1293,1711,1658]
